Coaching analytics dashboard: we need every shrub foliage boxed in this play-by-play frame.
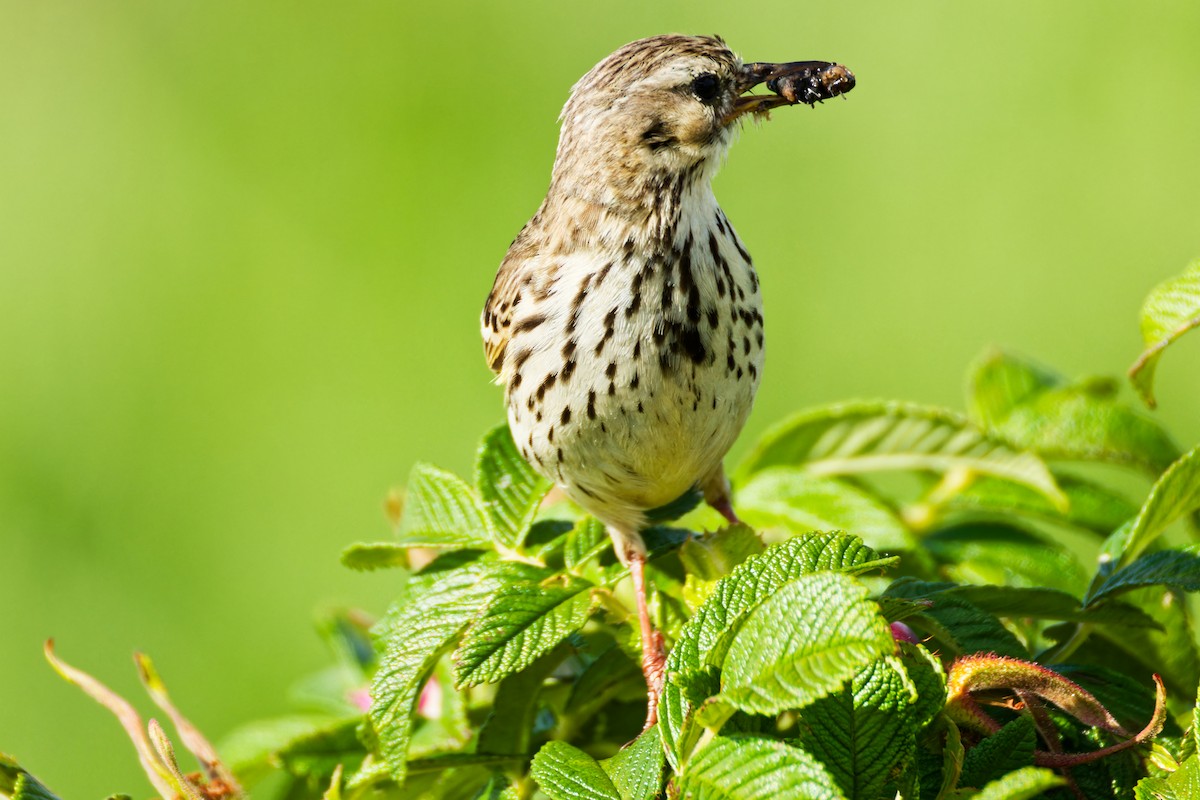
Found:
[4,262,1200,800]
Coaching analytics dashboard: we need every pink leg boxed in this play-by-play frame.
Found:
[701,465,741,526]
[629,552,665,729]
[710,496,741,526]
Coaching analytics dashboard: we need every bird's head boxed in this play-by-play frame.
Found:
[551,35,854,198]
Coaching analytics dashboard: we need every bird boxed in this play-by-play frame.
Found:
[481,34,854,727]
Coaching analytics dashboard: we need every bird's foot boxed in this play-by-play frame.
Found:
[640,629,666,730]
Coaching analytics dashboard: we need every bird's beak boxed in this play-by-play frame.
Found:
[725,60,855,124]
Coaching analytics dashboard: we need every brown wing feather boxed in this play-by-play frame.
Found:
[481,259,523,374]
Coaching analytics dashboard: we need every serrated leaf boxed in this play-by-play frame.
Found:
[795,657,921,800]
[671,534,893,674]
[1136,756,1200,799]
[454,573,594,686]
[475,644,565,757]
[993,383,1179,474]
[737,401,1065,509]
[923,524,1088,595]
[736,468,914,551]
[967,350,1179,473]
[958,715,1035,789]
[1088,547,1200,604]
[1080,589,1200,698]
[885,579,1028,659]
[678,735,847,800]
[1130,259,1200,409]
[601,724,665,800]
[679,525,764,582]
[274,717,365,780]
[914,583,1161,629]
[1109,445,1200,573]
[1050,664,1161,734]
[219,714,361,783]
[475,425,551,549]
[966,349,1060,430]
[340,542,411,571]
[10,774,61,800]
[370,561,534,783]
[530,741,621,800]
[564,517,609,571]
[900,642,948,733]
[398,462,495,548]
[564,644,643,727]
[715,572,895,715]
[0,755,61,800]
[660,534,892,767]
[933,473,1139,535]
[969,766,1064,800]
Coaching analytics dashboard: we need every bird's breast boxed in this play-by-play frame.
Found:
[503,202,764,518]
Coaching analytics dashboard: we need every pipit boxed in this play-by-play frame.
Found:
[482,34,854,726]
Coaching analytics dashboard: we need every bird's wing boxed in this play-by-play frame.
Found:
[481,250,529,375]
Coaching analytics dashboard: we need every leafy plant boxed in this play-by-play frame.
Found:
[5,261,1200,799]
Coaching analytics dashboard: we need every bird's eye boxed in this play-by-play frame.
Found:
[691,73,721,104]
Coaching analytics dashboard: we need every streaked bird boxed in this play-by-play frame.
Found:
[481,34,854,726]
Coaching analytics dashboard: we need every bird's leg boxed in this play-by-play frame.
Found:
[701,464,741,526]
[629,551,665,729]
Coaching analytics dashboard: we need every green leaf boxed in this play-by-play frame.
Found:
[660,534,892,767]
[923,524,1088,595]
[714,572,896,715]
[340,541,411,571]
[530,741,621,800]
[736,468,914,551]
[958,715,1035,789]
[563,644,643,730]
[677,735,847,800]
[600,724,665,800]
[993,382,1179,474]
[1111,444,1200,571]
[1137,755,1200,799]
[737,401,1065,509]
[968,766,1065,800]
[967,349,1179,473]
[475,644,565,757]
[885,579,1029,659]
[475,425,551,549]
[1077,589,1200,698]
[966,349,1059,430]
[564,517,609,571]
[219,714,347,774]
[1050,664,1161,734]
[671,534,894,674]
[398,462,495,549]
[795,657,921,800]
[931,473,1139,535]
[454,572,594,686]
[1088,547,1200,604]
[0,755,61,800]
[219,714,364,783]
[1130,259,1200,409]
[679,525,764,582]
[370,561,532,783]
[274,717,365,780]
[10,775,61,800]
[919,583,1161,628]
[900,641,948,734]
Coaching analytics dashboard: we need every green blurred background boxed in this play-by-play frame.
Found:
[2,0,1198,794]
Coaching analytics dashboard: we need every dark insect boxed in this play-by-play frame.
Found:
[768,62,855,105]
